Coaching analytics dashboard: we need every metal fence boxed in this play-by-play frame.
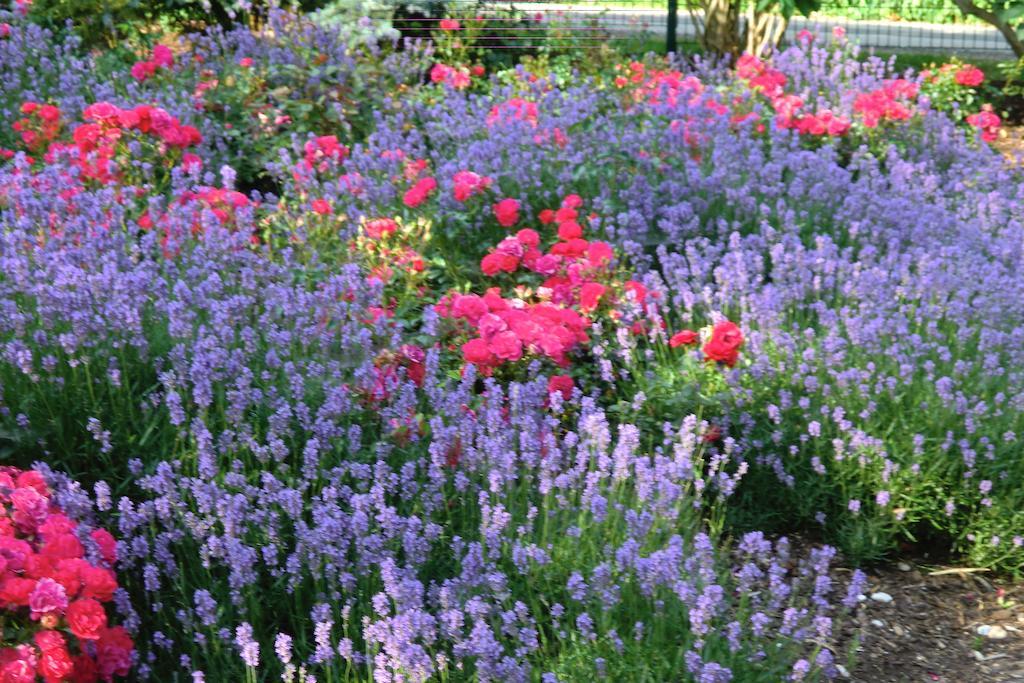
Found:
[388,0,1014,58]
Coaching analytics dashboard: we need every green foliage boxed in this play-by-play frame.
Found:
[760,0,822,20]
[999,53,1024,94]
[816,0,969,23]
[26,0,332,47]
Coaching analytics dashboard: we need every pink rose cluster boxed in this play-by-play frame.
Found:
[477,195,616,305]
[39,102,201,185]
[301,135,349,174]
[430,63,472,90]
[138,186,255,258]
[967,105,1001,142]
[613,61,705,108]
[435,193,628,373]
[130,44,174,82]
[486,98,539,128]
[0,467,133,682]
[439,288,591,372]
[852,79,919,128]
[452,171,492,202]
[953,64,985,87]
[736,54,851,137]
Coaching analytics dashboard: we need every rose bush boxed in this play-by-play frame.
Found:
[0,467,132,682]
[0,9,1019,683]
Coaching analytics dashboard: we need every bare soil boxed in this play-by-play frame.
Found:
[837,561,1024,682]
[993,125,1024,163]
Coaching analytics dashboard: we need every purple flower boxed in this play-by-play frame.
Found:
[234,623,259,668]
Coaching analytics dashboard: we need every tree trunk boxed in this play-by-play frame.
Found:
[702,0,742,56]
[745,7,789,57]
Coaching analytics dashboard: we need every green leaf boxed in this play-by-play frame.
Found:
[794,0,821,17]
[999,3,1024,23]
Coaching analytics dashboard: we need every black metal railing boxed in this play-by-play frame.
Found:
[386,0,1014,57]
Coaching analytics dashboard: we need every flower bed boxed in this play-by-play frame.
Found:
[0,6,1019,681]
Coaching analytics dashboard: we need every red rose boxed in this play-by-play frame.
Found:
[481,253,519,276]
[578,282,606,312]
[586,241,614,267]
[624,280,647,304]
[954,65,984,87]
[551,238,588,258]
[34,630,66,652]
[38,645,74,680]
[547,375,574,400]
[487,331,523,361]
[451,294,488,323]
[462,338,495,366]
[538,209,556,224]
[493,198,520,227]
[24,554,55,579]
[95,627,133,680]
[70,654,98,683]
[0,577,36,606]
[65,599,107,640]
[311,199,332,215]
[515,229,540,248]
[403,177,436,208]
[557,221,582,241]
[0,659,34,683]
[669,330,698,347]
[364,218,398,240]
[79,566,118,602]
[36,105,60,124]
[89,530,117,565]
[483,288,508,311]
[50,564,83,598]
[152,44,174,68]
[702,321,744,366]
[41,533,83,560]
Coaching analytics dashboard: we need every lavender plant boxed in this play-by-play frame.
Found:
[0,12,1019,683]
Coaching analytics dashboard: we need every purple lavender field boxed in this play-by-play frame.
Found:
[0,4,1020,682]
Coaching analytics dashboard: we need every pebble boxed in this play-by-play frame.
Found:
[897,561,912,572]
[870,591,894,604]
[871,619,885,627]
[973,650,1009,662]
[977,624,1008,640]
[835,664,850,679]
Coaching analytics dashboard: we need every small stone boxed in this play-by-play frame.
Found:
[857,593,867,602]
[985,625,1008,640]
[977,624,991,636]
[871,619,885,627]
[893,624,905,636]
[870,592,894,604]
[973,650,986,662]
[835,664,850,678]
[897,561,912,572]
